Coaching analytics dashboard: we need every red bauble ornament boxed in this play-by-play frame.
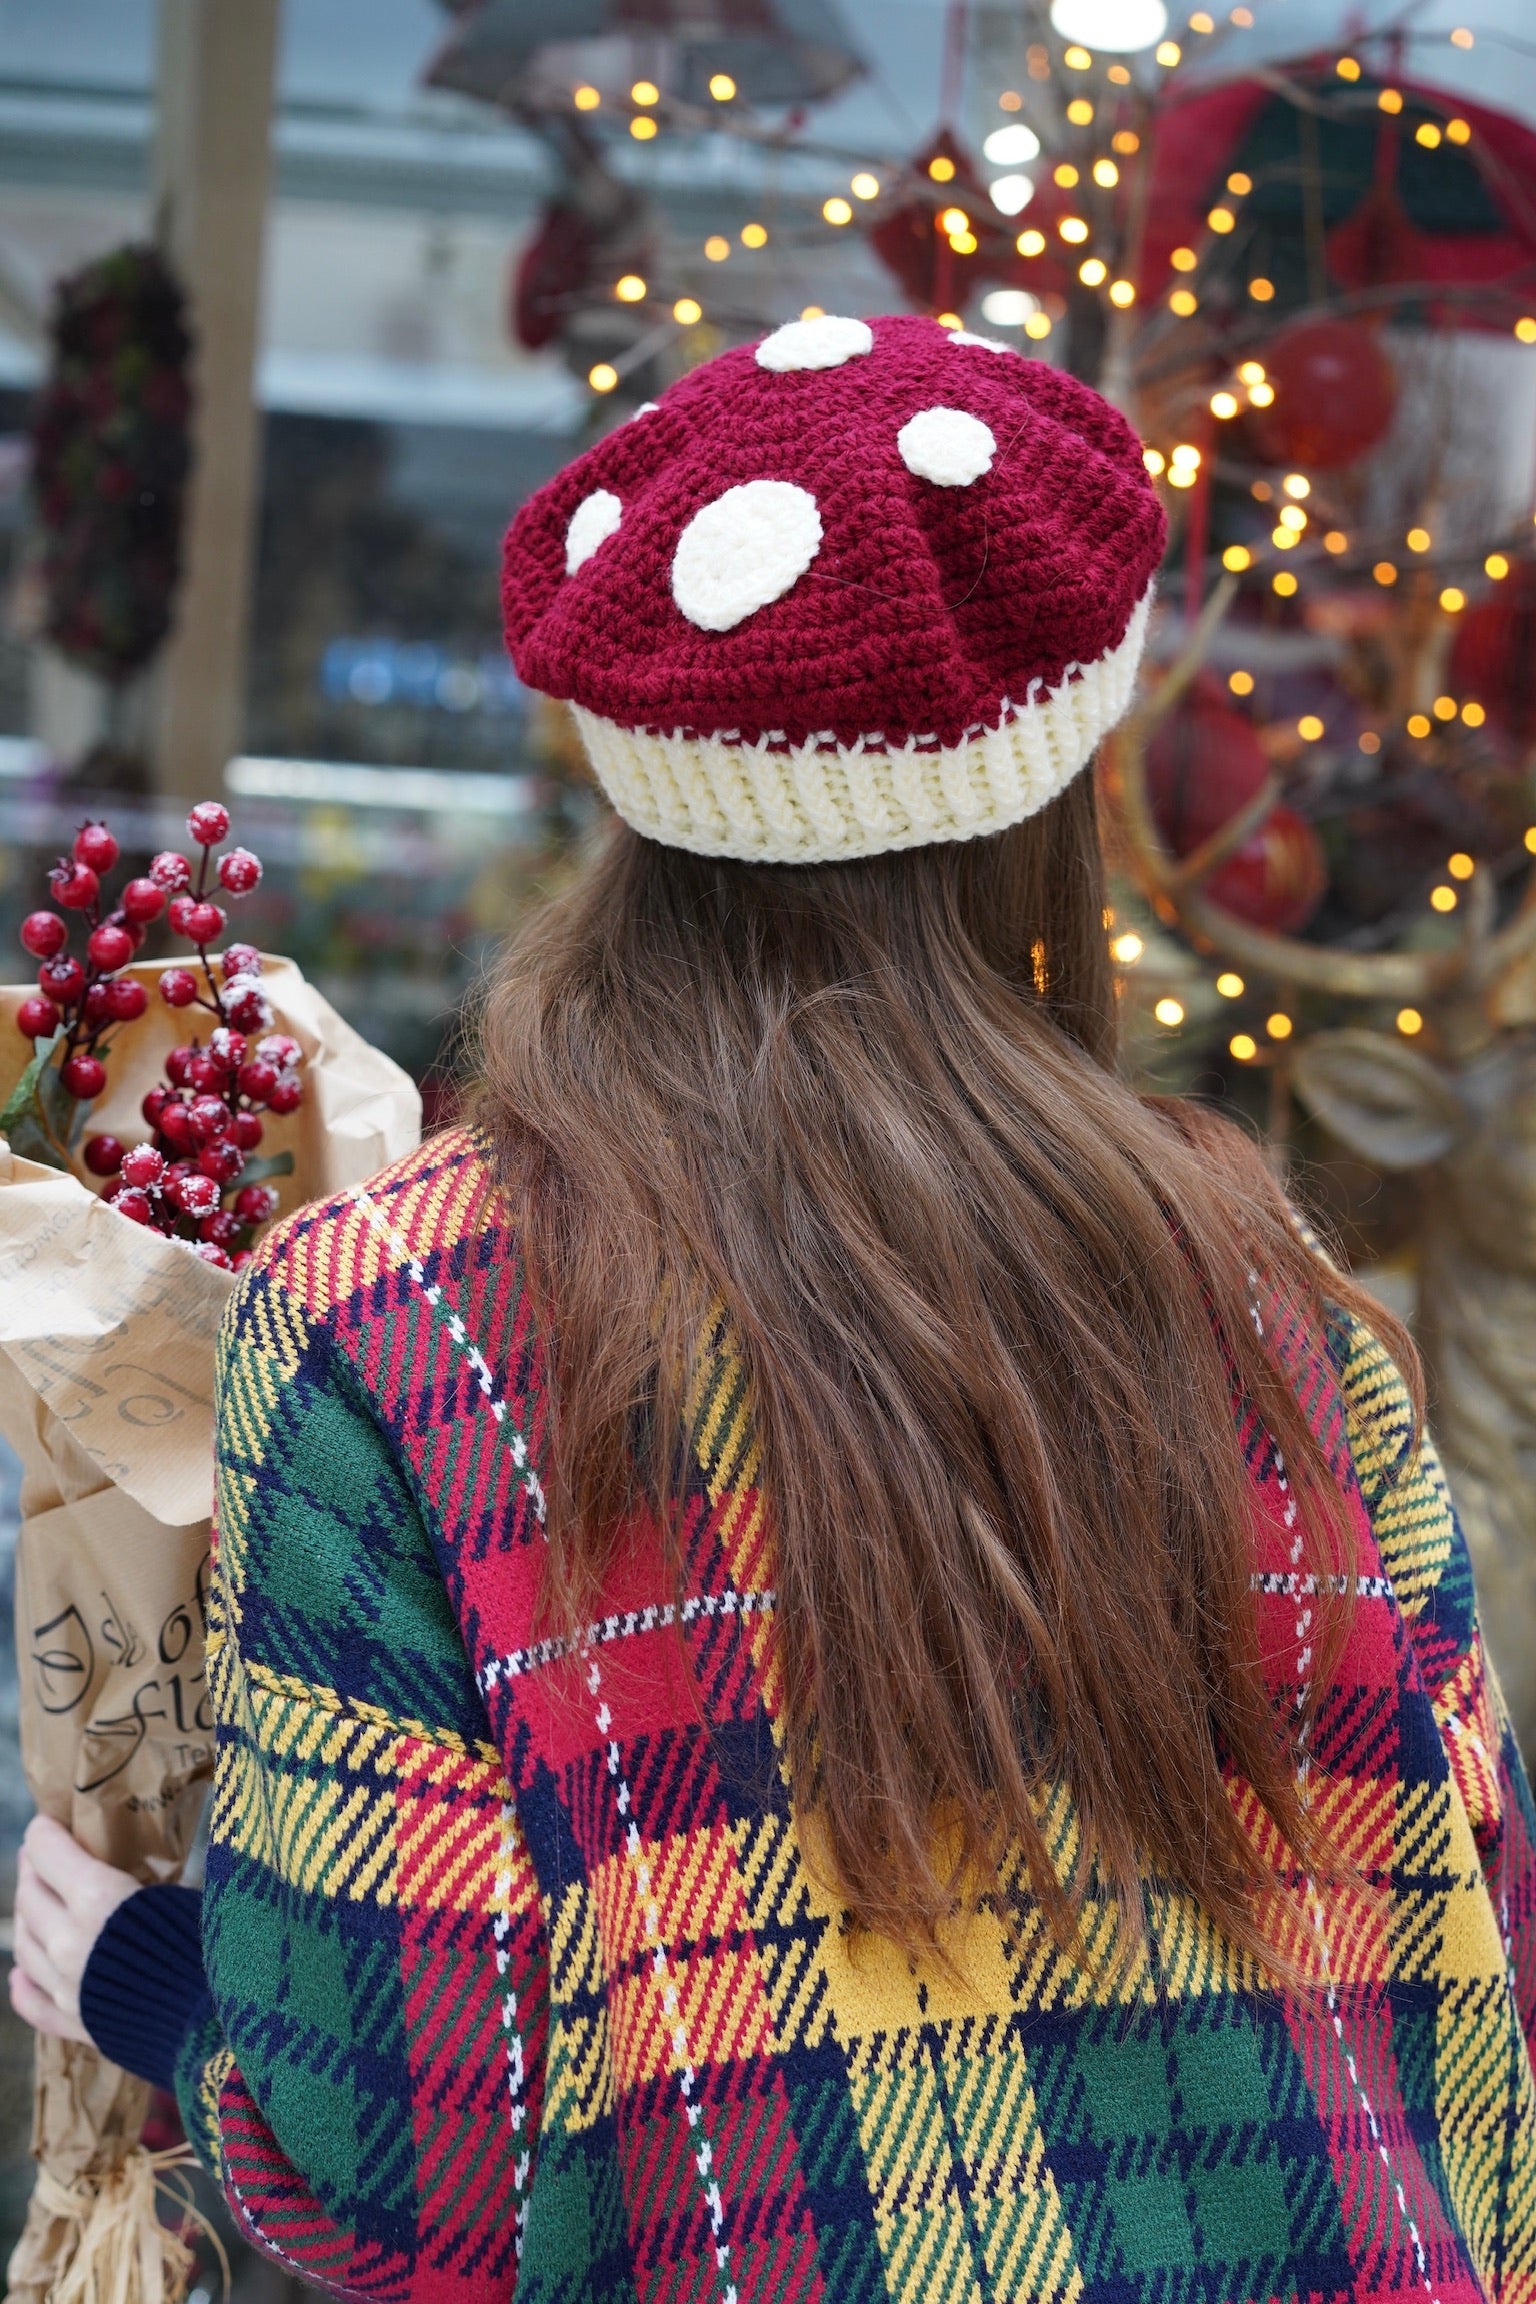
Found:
[1146,680,1326,933]
[1250,321,1397,472]
[1204,805,1328,933]
[20,911,67,960]
[83,1134,124,1176]
[1146,681,1271,854]
[1449,561,1536,747]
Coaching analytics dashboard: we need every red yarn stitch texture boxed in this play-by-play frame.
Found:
[502,313,1166,754]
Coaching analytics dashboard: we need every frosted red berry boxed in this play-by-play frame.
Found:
[73,822,119,873]
[120,1144,165,1189]
[165,1046,197,1086]
[171,1171,221,1218]
[188,1054,224,1094]
[234,1183,279,1225]
[217,848,262,895]
[158,1102,195,1151]
[83,1134,124,1177]
[121,878,165,925]
[193,1242,234,1269]
[237,1056,278,1102]
[208,1027,247,1073]
[257,1034,301,1071]
[142,1085,170,1128]
[231,1111,264,1151]
[187,801,230,847]
[114,1187,155,1226]
[200,1209,241,1249]
[183,901,226,944]
[20,912,67,960]
[39,956,85,1004]
[223,944,261,980]
[61,1053,106,1100]
[106,978,148,1021]
[266,1071,302,1115]
[225,984,272,1033]
[166,895,196,934]
[83,983,115,1027]
[50,860,98,911]
[188,1095,231,1145]
[87,922,133,971]
[159,967,199,1008]
[197,1138,244,1186]
[17,994,61,1040]
[150,851,192,892]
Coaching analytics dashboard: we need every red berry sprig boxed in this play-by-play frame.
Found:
[14,801,298,1270]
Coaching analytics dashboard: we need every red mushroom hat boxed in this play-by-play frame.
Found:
[503,312,1165,865]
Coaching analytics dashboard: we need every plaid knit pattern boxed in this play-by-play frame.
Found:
[178,1126,1536,2304]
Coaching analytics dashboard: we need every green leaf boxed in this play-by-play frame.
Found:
[1,1035,57,1136]
[236,1150,295,1187]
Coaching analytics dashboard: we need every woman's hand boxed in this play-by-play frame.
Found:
[9,1814,139,2043]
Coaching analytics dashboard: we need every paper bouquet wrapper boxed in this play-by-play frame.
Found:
[0,959,420,2304]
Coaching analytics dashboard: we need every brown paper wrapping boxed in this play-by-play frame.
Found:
[0,958,420,2304]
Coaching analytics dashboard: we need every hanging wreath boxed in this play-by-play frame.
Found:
[28,243,193,684]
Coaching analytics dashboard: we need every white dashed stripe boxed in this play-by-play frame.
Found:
[478,1587,777,1693]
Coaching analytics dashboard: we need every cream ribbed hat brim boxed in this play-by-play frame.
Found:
[572,587,1152,865]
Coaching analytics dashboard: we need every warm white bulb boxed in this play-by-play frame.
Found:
[981,288,1041,326]
[983,124,1042,166]
[989,174,1035,216]
[1050,0,1169,52]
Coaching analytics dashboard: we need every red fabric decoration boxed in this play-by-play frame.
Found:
[868,132,1017,313]
[1147,682,1325,933]
[1250,320,1398,471]
[501,312,1165,753]
[513,205,596,351]
[1450,561,1536,746]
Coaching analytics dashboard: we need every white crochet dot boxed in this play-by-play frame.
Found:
[950,330,1012,354]
[897,406,997,487]
[672,480,822,632]
[565,489,623,574]
[755,314,873,372]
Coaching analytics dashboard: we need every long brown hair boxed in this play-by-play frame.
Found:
[479,777,1417,1962]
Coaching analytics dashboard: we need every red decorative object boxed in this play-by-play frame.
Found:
[1204,806,1328,933]
[28,244,192,683]
[868,131,1016,313]
[1449,561,1536,747]
[1139,61,1536,334]
[1250,321,1398,472]
[1146,682,1325,933]
[3,804,300,1264]
[1146,680,1271,851]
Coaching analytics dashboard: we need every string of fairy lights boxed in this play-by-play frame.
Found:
[559,10,1536,1063]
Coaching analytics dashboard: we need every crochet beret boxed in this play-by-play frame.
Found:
[502,312,1165,865]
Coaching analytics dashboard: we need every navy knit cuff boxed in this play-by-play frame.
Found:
[80,1884,211,2093]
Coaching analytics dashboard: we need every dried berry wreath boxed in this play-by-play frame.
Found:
[28,242,193,683]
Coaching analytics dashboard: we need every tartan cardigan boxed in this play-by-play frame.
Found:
[174,1123,1536,2304]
